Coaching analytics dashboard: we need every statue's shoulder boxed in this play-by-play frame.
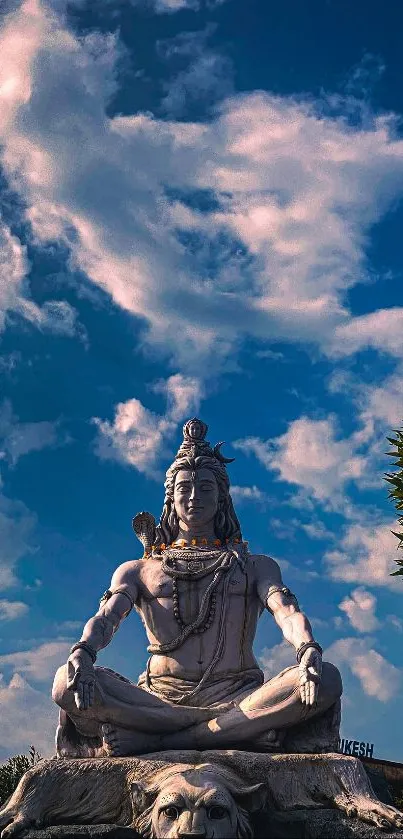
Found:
[110,558,142,587]
[248,553,283,585]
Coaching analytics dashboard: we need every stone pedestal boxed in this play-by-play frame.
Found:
[1,752,402,839]
[19,812,403,839]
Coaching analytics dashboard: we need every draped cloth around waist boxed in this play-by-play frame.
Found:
[137,667,264,708]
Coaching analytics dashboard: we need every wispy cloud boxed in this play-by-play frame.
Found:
[325,521,402,591]
[0,673,57,759]
[258,640,295,680]
[0,217,83,340]
[330,308,403,360]
[2,1,403,371]
[93,373,202,477]
[230,484,269,505]
[327,637,401,702]
[0,493,36,591]
[0,399,68,466]
[0,641,70,682]
[158,26,233,117]
[0,599,29,622]
[338,588,380,633]
[234,416,366,507]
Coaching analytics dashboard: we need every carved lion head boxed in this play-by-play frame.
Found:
[131,763,266,839]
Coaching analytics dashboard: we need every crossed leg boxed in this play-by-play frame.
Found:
[52,662,342,757]
[158,662,342,751]
[52,664,230,756]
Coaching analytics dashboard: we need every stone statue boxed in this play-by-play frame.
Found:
[52,418,342,758]
[2,751,403,837]
[2,418,403,839]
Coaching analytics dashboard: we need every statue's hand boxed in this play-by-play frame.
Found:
[298,647,322,706]
[66,650,96,711]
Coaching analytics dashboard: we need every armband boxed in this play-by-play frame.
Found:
[296,641,323,664]
[99,589,112,606]
[70,641,97,663]
[266,585,299,614]
[99,588,135,614]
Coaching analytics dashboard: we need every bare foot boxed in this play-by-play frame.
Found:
[101,724,161,756]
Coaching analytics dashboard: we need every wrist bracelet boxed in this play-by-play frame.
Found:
[296,641,323,664]
[70,641,97,663]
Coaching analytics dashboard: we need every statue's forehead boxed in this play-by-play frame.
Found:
[175,468,217,484]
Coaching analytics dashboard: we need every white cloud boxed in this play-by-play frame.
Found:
[331,308,403,359]
[325,521,402,591]
[0,216,82,340]
[386,614,403,633]
[258,640,295,680]
[0,673,57,760]
[234,416,366,506]
[55,619,83,633]
[0,399,66,466]
[159,28,233,117]
[255,348,285,361]
[0,641,70,682]
[275,557,319,582]
[0,599,29,622]
[155,0,198,9]
[325,364,403,492]
[0,351,22,374]
[230,484,269,504]
[2,1,403,368]
[327,637,401,702]
[0,219,29,333]
[300,520,334,541]
[146,0,227,10]
[0,493,36,590]
[0,639,71,758]
[338,587,380,633]
[93,373,202,477]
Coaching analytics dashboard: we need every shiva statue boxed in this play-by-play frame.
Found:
[52,418,342,757]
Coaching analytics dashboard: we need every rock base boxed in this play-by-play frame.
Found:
[20,811,403,839]
[1,751,402,839]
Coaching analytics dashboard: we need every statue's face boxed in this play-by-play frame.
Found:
[173,468,219,530]
[149,775,240,838]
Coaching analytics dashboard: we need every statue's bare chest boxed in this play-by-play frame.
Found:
[137,558,251,605]
[135,556,261,668]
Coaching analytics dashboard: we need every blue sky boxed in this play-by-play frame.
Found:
[0,0,402,762]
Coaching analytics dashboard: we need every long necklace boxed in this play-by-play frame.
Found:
[162,550,231,633]
[147,550,236,654]
[170,558,217,633]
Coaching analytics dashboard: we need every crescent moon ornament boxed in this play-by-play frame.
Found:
[213,441,235,464]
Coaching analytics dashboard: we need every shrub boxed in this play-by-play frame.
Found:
[384,425,403,577]
[0,746,41,807]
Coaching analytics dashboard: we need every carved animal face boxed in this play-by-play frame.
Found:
[132,766,265,839]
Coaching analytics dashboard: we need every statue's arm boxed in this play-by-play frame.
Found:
[253,554,323,706]
[79,561,139,653]
[64,562,139,711]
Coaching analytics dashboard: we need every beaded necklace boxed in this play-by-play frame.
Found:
[160,549,232,634]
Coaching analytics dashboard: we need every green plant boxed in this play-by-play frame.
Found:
[384,426,403,577]
[0,746,41,807]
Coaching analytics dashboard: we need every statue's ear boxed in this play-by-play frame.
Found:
[130,781,155,814]
[233,782,267,813]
